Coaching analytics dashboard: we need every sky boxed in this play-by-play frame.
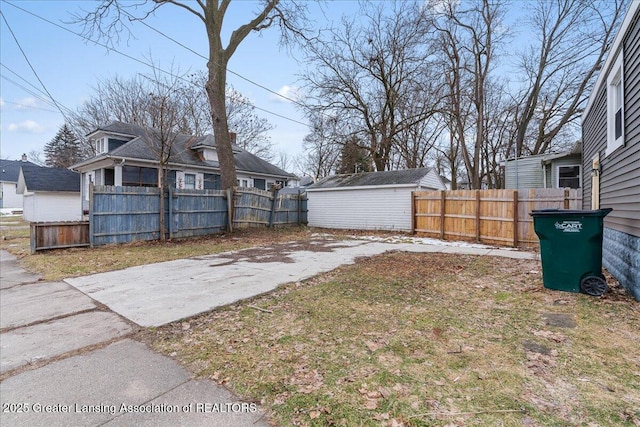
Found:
[0,0,353,166]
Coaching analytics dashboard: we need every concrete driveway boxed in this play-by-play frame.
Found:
[65,236,536,327]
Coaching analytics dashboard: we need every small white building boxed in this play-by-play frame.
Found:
[1,156,36,212]
[17,165,82,222]
[306,168,446,231]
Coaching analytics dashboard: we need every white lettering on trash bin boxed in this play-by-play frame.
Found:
[554,221,582,233]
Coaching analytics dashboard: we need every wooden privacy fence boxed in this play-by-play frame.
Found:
[30,186,307,252]
[412,188,582,248]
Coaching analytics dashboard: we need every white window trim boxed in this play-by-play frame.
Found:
[606,51,624,156]
[556,164,582,189]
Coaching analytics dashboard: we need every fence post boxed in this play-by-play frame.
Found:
[440,190,446,240]
[226,187,234,233]
[89,183,94,248]
[168,186,174,239]
[30,222,36,254]
[297,189,302,225]
[564,188,570,209]
[513,190,519,247]
[475,191,481,242]
[410,192,416,235]
[268,187,279,228]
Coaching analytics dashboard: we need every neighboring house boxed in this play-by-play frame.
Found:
[504,142,583,190]
[582,0,640,301]
[440,175,452,190]
[70,122,295,212]
[0,155,35,212]
[17,164,82,222]
[306,167,446,231]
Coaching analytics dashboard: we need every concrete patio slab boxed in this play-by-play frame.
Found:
[65,241,396,327]
[0,311,132,373]
[0,282,96,329]
[65,239,538,328]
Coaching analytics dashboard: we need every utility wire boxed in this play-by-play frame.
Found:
[1,99,59,113]
[3,1,312,129]
[130,14,306,108]
[0,63,67,112]
[0,10,72,123]
[1,75,58,109]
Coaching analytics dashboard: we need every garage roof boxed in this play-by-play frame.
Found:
[309,168,440,189]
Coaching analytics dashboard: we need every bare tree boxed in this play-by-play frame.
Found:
[301,0,441,171]
[299,111,341,179]
[75,0,306,191]
[512,0,627,156]
[433,0,508,189]
[71,73,276,161]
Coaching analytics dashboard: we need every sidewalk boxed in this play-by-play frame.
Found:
[0,251,270,427]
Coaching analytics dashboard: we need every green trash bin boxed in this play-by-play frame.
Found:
[530,208,612,296]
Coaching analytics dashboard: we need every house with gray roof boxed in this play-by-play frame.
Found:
[306,167,445,231]
[17,164,81,222]
[70,122,295,211]
[1,156,36,212]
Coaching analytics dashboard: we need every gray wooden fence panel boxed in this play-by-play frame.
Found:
[92,185,160,246]
[233,188,273,227]
[89,185,304,247]
[171,188,227,238]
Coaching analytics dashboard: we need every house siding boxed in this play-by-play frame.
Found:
[551,155,583,188]
[505,156,544,189]
[582,4,640,300]
[418,170,445,190]
[1,181,23,209]
[308,187,415,231]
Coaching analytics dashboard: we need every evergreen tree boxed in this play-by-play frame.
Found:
[44,124,81,168]
[337,137,373,174]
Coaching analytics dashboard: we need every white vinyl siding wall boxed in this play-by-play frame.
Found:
[22,192,82,222]
[308,186,415,231]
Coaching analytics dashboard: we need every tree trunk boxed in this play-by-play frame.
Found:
[206,55,237,191]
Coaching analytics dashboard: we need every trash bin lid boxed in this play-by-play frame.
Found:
[530,208,612,217]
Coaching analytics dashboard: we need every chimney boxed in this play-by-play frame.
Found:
[21,153,27,162]
[229,132,237,145]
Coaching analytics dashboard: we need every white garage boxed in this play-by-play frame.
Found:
[306,168,445,231]
[17,165,82,222]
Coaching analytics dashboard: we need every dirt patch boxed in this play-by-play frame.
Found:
[209,238,355,265]
[543,312,577,328]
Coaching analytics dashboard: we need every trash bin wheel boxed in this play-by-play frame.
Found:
[580,276,609,296]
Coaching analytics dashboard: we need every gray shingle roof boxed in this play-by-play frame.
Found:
[1,159,37,183]
[21,164,80,192]
[309,168,436,189]
[88,122,293,178]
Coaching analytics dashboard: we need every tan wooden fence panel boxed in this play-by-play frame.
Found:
[413,188,581,248]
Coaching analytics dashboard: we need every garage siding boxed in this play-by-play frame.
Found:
[23,192,82,222]
[308,187,413,231]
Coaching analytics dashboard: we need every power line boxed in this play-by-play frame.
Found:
[1,75,59,109]
[0,97,60,114]
[0,10,72,123]
[3,1,312,129]
[130,14,307,108]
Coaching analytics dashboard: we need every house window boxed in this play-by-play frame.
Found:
[607,52,624,155]
[122,166,157,187]
[184,173,196,190]
[557,165,581,189]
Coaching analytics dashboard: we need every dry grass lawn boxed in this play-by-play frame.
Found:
[148,252,640,427]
